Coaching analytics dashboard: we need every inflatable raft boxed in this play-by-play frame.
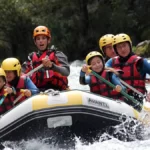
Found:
[0,89,141,145]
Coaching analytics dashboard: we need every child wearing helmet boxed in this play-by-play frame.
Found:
[79,51,126,99]
[105,33,150,104]
[99,34,116,62]
[1,58,39,105]
[22,25,70,91]
[0,68,15,115]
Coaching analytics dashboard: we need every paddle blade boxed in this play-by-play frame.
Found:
[138,101,150,125]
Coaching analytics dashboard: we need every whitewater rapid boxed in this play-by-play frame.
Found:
[3,60,150,150]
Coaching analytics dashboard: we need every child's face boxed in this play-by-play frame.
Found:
[116,42,130,57]
[34,35,50,51]
[5,71,16,82]
[0,77,5,89]
[90,56,103,73]
[103,43,116,58]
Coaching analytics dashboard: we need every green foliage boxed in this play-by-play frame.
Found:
[0,0,35,61]
[0,0,149,61]
[132,46,136,53]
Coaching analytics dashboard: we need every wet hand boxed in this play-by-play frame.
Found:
[82,65,89,74]
[115,85,122,92]
[42,57,53,68]
[23,89,32,97]
[4,87,13,94]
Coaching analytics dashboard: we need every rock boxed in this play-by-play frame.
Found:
[135,40,150,57]
[137,40,150,47]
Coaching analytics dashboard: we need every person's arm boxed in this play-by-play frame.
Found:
[105,58,113,67]
[111,73,126,91]
[25,77,39,95]
[79,70,90,85]
[79,70,86,85]
[22,53,33,73]
[138,58,150,76]
[51,51,70,76]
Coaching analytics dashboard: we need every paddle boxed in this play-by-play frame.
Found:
[13,89,25,105]
[104,67,150,120]
[0,64,43,106]
[13,64,44,104]
[119,79,144,97]
[90,67,150,124]
[105,67,144,97]
[0,87,14,105]
[25,64,43,76]
[138,102,150,125]
[88,69,143,109]
[0,92,8,105]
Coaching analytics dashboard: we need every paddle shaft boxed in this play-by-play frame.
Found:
[13,94,24,105]
[90,70,142,108]
[13,64,43,104]
[25,64,43,76]
[0,64,43,106]
[119,78,144,97]
[105,67,144,97]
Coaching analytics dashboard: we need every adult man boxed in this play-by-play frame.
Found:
[22,26,70,91]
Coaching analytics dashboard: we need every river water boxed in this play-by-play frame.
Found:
[3,60,150,150]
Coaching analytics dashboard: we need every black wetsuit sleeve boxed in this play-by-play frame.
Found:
[79,76,87,85]
[136,59,143,72]
[79,70,88,85]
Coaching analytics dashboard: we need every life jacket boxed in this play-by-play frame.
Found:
[112,55,146,94]
[89,70,122,99]
[0,84,14,115]
[29,49,68,91]
[14,76,27,105]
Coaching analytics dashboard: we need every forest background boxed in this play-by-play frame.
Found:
[0,0,149,63]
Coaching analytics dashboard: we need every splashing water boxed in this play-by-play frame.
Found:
[2,60,150,150]
[68,60,89,91]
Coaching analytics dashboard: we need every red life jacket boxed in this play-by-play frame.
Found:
[112,55,146,94]
[14,76,27,105]
[0,84,14,115]
[90,70,122,99]
[30,50,68,90]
